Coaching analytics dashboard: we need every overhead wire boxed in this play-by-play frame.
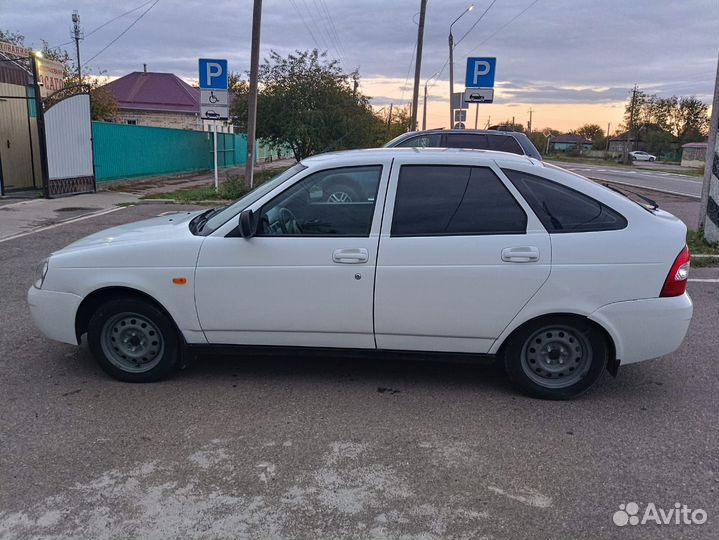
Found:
[48,0,156,49]
[82,0,160,67]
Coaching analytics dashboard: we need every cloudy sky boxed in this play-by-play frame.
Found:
[2,0,717,132]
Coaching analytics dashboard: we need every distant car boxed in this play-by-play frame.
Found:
[385,129,543,161]
[29,148,693,399]
[629,151,656,162]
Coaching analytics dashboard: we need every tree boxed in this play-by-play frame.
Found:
[575,123,606,149]
[230,49,389,160]
[674,96,709,143]
[1,29,118,121]
[622,86,709,145]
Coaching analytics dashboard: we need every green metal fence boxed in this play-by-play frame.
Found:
[92,122,268,182]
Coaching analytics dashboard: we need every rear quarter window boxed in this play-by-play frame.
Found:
[488,135,524,155]
[503,169,627,233]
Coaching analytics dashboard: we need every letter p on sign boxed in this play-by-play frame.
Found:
[465,57,496,88]
[199,58,229,90]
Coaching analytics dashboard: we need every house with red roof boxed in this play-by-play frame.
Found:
[101,67,205,131]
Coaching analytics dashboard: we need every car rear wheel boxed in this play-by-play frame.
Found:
[503,316,608,399]
[87,297,180,382]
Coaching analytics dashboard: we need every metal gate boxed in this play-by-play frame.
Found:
[44,93,95,196]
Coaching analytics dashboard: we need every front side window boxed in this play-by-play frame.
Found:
[257,166,382,236]
[503,169,627,233]
[445,133,489,150]
[395,133,442,148]
[391,165,527,236]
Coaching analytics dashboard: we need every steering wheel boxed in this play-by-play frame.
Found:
[278,207,302,234]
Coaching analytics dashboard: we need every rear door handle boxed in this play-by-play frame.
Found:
[502,246,540,263]
[332,248,369,264]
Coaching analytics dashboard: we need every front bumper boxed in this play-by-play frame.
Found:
[28,287,83,346]
[589,293,693,365]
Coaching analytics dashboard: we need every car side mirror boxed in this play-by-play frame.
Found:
[238,209,257,238]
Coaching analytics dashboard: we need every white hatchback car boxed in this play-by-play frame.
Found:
[29,149,693,399]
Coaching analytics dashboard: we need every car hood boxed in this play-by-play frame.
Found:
[57,211,201,253]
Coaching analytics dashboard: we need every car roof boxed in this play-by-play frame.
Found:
[301,147,539,166]
[398,129,524,137]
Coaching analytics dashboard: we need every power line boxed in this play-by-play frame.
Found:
[49,0,156,49]
[455,0,498,47]
[400,40,417,106]
[82,0,160,68]
[429,0,541,90]
[288,0,323,52]
[312,0,343,64]
[318,0,346,61]
[466,0,541,54]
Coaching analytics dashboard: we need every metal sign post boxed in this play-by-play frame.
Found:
[198,58,229,192]
[213,122,219,191]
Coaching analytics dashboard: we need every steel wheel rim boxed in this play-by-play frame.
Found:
[327,191,352,203]
[100,312,164,373]
[520,325,592,389]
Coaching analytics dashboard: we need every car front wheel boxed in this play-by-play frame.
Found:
[87,297,180,382]
[503,316,608,399]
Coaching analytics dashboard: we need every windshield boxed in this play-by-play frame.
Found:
[200,163,306,234]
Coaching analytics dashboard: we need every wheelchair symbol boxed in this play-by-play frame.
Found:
[208,91,219,103]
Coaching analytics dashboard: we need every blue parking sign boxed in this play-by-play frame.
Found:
[465,57,496,88]
[199,58,228,90]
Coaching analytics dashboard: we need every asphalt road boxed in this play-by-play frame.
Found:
[550,162,704,199]
[1,203,718,540]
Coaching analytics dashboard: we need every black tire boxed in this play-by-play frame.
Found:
[87,297,180,382]
[503,316,609,400]
[649,157,655,162]
[325,183,361,203]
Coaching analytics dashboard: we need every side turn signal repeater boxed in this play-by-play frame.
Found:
[172,277,188,285]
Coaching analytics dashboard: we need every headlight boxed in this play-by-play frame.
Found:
[34,259,49,289]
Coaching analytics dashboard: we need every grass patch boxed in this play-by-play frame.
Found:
[143,167,290,203]
[687,230,719,267]
[687,229,719,255]
[547,155,631,168]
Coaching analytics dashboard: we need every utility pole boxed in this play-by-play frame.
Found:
[699,55,719,241]
[448,6,473,129]
[72,11,82,81]
[527,108,533,133]
[422,82,428,130]
[624,84,638,164]
[244,0,262,188]
[474,103,479,129]
[410,0,427,131]
[448,32,454,128]
[606,122,611,152]
[387,103,393,128]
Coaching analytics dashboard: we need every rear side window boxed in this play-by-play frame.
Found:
[395,133,442,148]
[503,169,627,233]
[445,133,489,150]
[488,135,524,155]
[391,165,527,236]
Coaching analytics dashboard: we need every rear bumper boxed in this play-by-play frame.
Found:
[589,293,692,365]
[28,287,82,346]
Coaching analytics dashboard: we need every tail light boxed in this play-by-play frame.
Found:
[660,245,691,297]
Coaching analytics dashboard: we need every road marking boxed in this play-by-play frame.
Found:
[688,279,719,283]
[586,177,701,199]
[0,206,127,244]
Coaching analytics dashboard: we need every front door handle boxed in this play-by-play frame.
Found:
[333,248,369,264]
[502,246,540,263]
